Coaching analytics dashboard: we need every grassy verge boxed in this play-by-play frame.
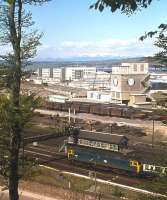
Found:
[26,165,167,200]
[0,165,166,200]
[138,176,167,195]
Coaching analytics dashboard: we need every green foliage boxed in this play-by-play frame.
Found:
[0,93,42,131]
[152,92,167,107]
[140,176,167,196]
[90,0,153,14]
[0,93,42,181]
[140,24,167,64]
[0,66,9,89]
[112,186,125,198]
[6,0,14,4]
[0,0,53,199]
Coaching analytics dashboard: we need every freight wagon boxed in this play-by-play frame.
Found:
[46,100,164,121]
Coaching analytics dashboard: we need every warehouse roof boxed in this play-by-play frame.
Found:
[79,130,128,145]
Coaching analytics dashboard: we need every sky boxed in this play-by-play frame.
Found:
[2,0,167,60]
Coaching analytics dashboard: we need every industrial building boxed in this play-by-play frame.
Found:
[87,62,153,107]
[62,66,96,81]
[35,66,96,83]
[109,62,149,104]
[69,71,111,89]
[112,62,149,75]
[36,68,62,83]
[32,62,156,108]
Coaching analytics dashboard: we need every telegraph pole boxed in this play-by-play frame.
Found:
[152,118,155,148]
[94,162,97,199]
[109,123,112,134]
[73,108,76,124]
[68,107,71,124]
[22,131,24,167]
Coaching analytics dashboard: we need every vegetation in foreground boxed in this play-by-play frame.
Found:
[23,165,167,200]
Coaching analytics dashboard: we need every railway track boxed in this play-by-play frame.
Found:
[24,145,147,187]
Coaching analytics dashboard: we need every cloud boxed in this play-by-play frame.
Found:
[36,38,158,60]
[0,38,158,60]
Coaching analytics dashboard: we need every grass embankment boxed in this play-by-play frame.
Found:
[0,164,166,200]
[25,165,167,200]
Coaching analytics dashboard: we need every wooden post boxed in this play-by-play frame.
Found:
[152,119,155,148]
[109,124,112,134]
[68,108,71,124]
[73,109,76,124]
[22,131,24,168]
[94,162,97,198]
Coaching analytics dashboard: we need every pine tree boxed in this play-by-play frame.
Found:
[0,0,49,199]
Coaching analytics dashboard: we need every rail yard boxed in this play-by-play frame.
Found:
[21,106,167,196]
[18,80,167,199]
[2,1,167,198]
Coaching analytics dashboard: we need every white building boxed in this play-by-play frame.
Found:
[63,66,96,81]
[36,66,96,83]
[87,91,112,103]
[69,71,111,90]
[36,68,62,83]
[52,68,62,80]
[38,68,50,77]
[112,62,149,75]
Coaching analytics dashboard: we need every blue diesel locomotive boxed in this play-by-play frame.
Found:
[66,129,167,176]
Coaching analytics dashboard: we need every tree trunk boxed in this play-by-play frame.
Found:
[9,136,20,200]
[8,0,22,199]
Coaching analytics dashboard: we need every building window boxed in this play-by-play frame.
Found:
[112,91,115,98]
[133,64,137,72]
[116,92,120,99]
[90,93,94,98]
[75,70,83,79]
[98,94,101,99]
[140,64,144,71]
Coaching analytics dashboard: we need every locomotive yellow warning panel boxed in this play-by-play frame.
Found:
[130,160,142,173]
[67,147,74,159]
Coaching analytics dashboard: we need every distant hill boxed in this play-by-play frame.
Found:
[34,56,145,63]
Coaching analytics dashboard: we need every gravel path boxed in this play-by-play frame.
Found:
[0,188,62,200]
[36,109,167,139]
